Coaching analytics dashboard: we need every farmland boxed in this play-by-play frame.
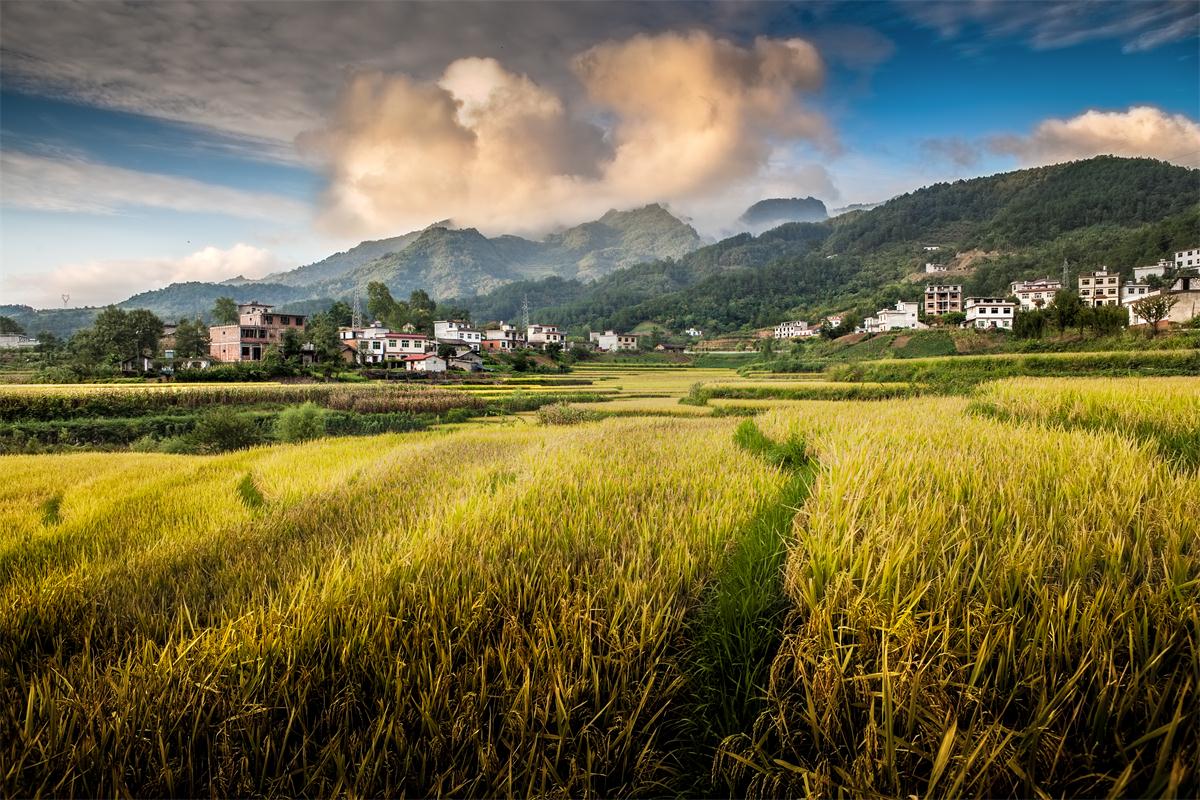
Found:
[1,365,1198,797]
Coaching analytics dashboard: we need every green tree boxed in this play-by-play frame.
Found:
[367,282,401,324]
[281,327,303,361]
[83,306,163,364]
[174,318,210,358]
[304,310,343,369]
[212,297,239,325]
[327,300,353,327]
[275,402,326,443]
[1012,308,1047,339]
[0,316,25,335]
[1050,290,1082,333]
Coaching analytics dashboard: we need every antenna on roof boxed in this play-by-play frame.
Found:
[61,293,70,308]
[521,294,530,332]
[352,286,363,329]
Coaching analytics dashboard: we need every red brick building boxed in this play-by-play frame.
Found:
[209,302,307,362]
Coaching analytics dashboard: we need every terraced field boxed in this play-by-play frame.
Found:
[2,367,1197,796]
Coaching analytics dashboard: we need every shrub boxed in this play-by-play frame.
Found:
[189,408,264,453]
[536,403,602,425]
[274,402,326,443]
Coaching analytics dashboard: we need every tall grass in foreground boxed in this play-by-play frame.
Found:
[1,419,785,797]
[726,398,1200,796]
[970,376,1200,470]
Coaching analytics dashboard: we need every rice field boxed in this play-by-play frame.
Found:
[2,368,1198,796]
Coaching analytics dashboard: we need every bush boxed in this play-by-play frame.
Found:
[189,408,264,453]
[274,402,326,443]
[536,403,603,425]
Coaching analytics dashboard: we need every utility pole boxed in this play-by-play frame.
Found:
[521,294,531,332]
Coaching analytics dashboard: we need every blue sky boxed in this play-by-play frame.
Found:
[1,0,1197,307]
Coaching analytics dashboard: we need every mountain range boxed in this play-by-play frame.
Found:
[4,157,1197,339]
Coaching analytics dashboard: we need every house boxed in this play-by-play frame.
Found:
[434,320,482,351]
[449,351,484,371]
[1125,287,1200,327]
[964,297,1016,330]
[209,302,307,362]
[655,343,687,352]
[1121,283,1153,303]
[923,245,941,252]
[923,285,963,316]
[1078,270,1121,307]
[590,330,638,351]
[1176,246,1200,270]
[382,333,432,362]
[340,323,394,364]
[1134,259,1174,283]
[773,320,818,339]
[484,321,527,350]
[0,333,39,349]
[924,262,948,273]
[863,301,923,333]
[119,355,156,373]
[526,324,564,350]
[684,327,703,337]
[1009,278,1062,310]
[402,354,447,373]
[823,315,844,329]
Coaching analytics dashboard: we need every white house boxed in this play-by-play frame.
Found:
[1125,287,1200,326]
[965,297,1016,329]
[863,301,922,333]
[1009,278,1062,310]
[685,327,703,337]
[924,262,948,273]
[773,320,817,339]
[1121,283,1153,303]
[1134,259,1174,283]
[823,315,844,329]
[590,330,638,351]
[526,324,564,349]
[1176,247,1200,270]
[485,322,526,344]
[403,353,447,373]
[434,320,482,351]
[1078,270,1121,307]
[0,333,39,349]
[382,333,432,360]
[923,245,941,252]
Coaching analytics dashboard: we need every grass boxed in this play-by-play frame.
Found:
[2,367,1197,796]
[730,397,1200,796]
[970,376,1200,470]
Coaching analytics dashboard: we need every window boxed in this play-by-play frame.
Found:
[264,315,274,324]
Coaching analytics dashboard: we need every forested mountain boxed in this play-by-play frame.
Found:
[464,157,1200,334]
[260,230,429,287]
[739,197,828,232]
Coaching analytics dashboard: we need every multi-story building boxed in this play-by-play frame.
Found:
[923,285,963,316]
[590,330,639,351]
[1176,247,1200,270]
[209,302,307,362]
[964,297,1016,330]
[862,301,922,333]
[434,320,482,351]
[685,327,703,337]
[773,320,817,339]
[526,324,564,350]
[1078,270,1121,307]
[924,262,948,273]
[482,321,526,352]
[1009,278,1062,310]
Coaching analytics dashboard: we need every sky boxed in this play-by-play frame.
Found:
[1,0,1198,308]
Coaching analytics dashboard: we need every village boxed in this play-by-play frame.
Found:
[770,245,1200,340]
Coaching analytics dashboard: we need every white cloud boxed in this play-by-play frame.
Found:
[991,106,1200,168]
[0,151,310,221]
[2,244,280,308]
[301,31,835,237]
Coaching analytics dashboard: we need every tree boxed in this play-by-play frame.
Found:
[0,316,25,335]
[327,300,353,327]
[545,342,563,361]
[409,289,436,314]
[1131,293,1177,337]
[212,297,239,325]
[84,306,163,364]
[942,311,966,327]
[1012,308,1047,339]
[304,312,343,369]
[1050,290,1082,333]
[174,318,210,357]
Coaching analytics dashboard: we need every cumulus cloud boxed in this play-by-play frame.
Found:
[0,151,310,221]
[302,31,835,237]
[2,244,281,308]
[991,106,1200,168]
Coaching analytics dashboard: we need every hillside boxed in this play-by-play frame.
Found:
[464,157,1199,334]
[261,230,428,287]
